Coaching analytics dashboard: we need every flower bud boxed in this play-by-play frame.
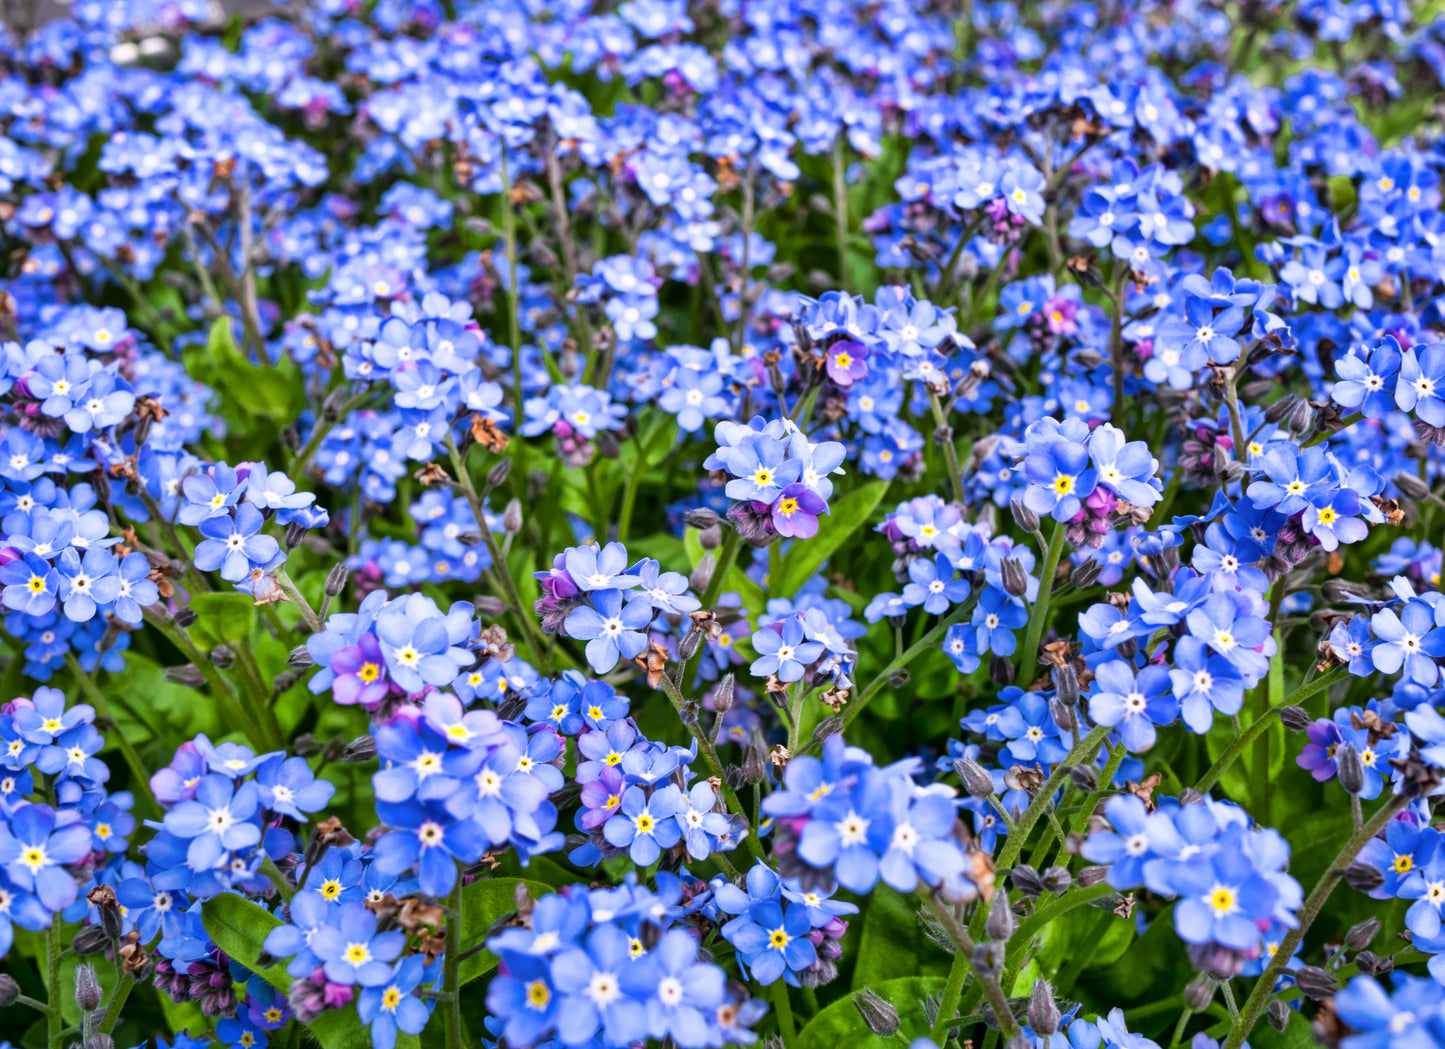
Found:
[1345,917,1380,951]
[699,524,722,550]
[474,595,505,618]
[811,715,844,746]
[503,499,523,535]
[713,674,736,714]
[1279,705,1311,731]
[1049,698,1073,733]
[985,887,1015,940]
[685,508,720,530]
[1355,950,1393,976]
[0,974,18,1006]
[990,654,1015,686]
[287,646,316,668]
[1294,965,1337,1000]
[888,669,910,688]
[1010,497,1040,534]
[210,644,234,669]
[284,521,309,550]
[1266,1000,1290,1032]
[324,562,348,597]
[955,757,997,798]
[486,458,512,488]
[163,664,205,687]
[1182,975,1215,1012]
[742,728,767,784]
[1011,864,1044,897]
[1336,742,1365,794]
[1068,763,1098,792]
[1054,662,1080,706]
[678,626,703,661]
[1288,400,1314,436]
[75,964,103,1011]
[1071,558,1102,588]
[1040,866,1072,894]
[1076,865,1109,887]
[1344,862,1384,894]
[853,989,899,1036]
[1263,393,1298,424]
[1028,979,1060,1036]
[1394,471,1432,501]
[173,607,198,628]
[689,554,714,595]
[342,735,376,763]
[1001,558,1029,597]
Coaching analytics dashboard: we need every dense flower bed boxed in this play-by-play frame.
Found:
[1,1,1445,1048]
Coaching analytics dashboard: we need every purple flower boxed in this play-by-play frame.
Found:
[824,340,869,386]
[330,633,392,708]
[769,484,828,539]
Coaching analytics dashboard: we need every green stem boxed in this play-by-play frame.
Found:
[1108,264,1128,428]
[443,434,550,671]
[98,972,134,1034]
[700,527,741,612]
[920,891,1021,1043]
[1016,523,1067,689]
[65,655,160,820]
[47,918,62,1049]
[931,932,971,1044]
[444,875,464,1049]
[274,567,323,633]
[656,674,765,864]
[995,724,1111,873]
[142,608,269,748]
[1194,666,1345,793]
[928,388,966,503]
[772,980,797,1045]
[262,855,296,903]
[1223,791,1410,1049]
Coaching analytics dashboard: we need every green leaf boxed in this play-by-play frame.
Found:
[798,976,945,1049]
[850,884,950,990]
[201,893,293,993]
[772,480,890,599]
[183,317,305,423]
[460,877,555,983]
[202,893,418,1049]
[188,591,257,648]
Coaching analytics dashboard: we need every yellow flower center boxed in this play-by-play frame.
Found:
[1053,474,1075,495]
[1209,887,1236,914]
[778,497,799,516]
[382,988,401,1009]
[358,662,380,683]
[1395,854,1414,874]
[769,928,790,949]
[527,981,551,1009]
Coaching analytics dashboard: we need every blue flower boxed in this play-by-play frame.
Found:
[1397,344,1445,427]
[1370,600,1445,686]
[1169,636,1246,733]
[750,617,824,684]
[311,902,407,986]
[54,544,120,622]
[358,959,430,1049]
[602,784,683,865]
[161,774,262,870]
[193,504,281,584]
[565,590,654,674]
[1088,660,1178,752]
[722,898,816,985]
[901,555,968,615]
[1333,337,1402,418]
[1022,428,1097,522]
[1170,836,1280,952]
[1,552,59,616]
[546,924,649,1046]
[255,755,335,820]
[372,799,486,897]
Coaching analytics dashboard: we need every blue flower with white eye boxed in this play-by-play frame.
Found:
[901,555,968,615]
[565,590,653,674]
[1088,660,1178,752]
[193,504,281,584]
[749,618,823,684]
[160,774,262,870]
[1370,599,1445,686]
[357,956,431,1049]
[55,545,119,622]
[255,755,335,820]
[1332,337,1401,418]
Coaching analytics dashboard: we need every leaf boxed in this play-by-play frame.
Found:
[183,317,305,423]
[850,884,950,990]
[459,877,555,983]
[188,591,257,648]
[772,480,890,599]
[798,976,946,1049]
[203,893,419,1049]
[201,892,293,993]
